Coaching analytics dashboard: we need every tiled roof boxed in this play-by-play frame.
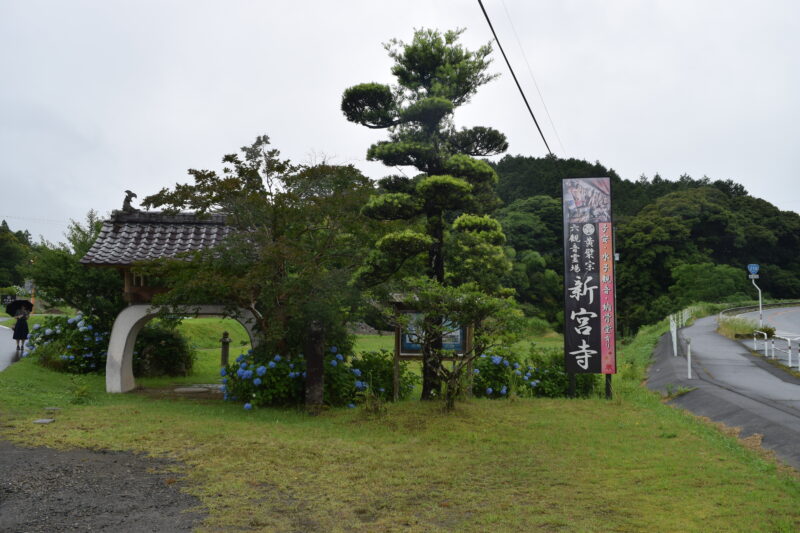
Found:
[80,211,233,266]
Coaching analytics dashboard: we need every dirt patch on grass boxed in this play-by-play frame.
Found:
[693,415,800,478]
[0,439,205,532]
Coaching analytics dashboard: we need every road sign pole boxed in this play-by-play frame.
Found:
[747,264,762,328]
[751,277,763,328]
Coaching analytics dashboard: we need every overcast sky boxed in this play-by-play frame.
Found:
[2,0,798,244]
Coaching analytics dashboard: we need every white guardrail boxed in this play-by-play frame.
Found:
[755,333,800,370]
[720,303,800,371]
[669,307,696,379]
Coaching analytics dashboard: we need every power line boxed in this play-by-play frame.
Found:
[477,0,553,156]
[0,215,67,225]
[499,0,566,157]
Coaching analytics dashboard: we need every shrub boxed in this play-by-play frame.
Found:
[524,348,597,398]
[133,324,196,377]
[222,346,418,408]
[26,315,108,373]
[351,350,418,401]
[472,347,597,399]
[26,314,195,377]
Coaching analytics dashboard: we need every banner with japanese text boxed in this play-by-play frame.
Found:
[562,178,617,374]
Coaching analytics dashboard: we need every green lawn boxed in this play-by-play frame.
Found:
[1,316,798,531]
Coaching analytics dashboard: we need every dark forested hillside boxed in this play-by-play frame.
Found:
[492,155,800,332]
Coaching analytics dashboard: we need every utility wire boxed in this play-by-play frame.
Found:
[477,0,553,156]
[500,0,566,157]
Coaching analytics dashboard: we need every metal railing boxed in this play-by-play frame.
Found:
[719,301,800,321]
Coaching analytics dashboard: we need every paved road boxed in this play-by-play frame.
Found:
[648,315,800,470]
[738,306,800,369]
[0,324,20,371]
[739,306,800,337]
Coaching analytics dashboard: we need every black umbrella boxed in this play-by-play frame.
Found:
[5,300,33,317]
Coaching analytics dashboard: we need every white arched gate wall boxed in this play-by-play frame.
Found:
[106,305,258,393]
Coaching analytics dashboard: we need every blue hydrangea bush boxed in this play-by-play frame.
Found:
[222,345,417,408]
[25,314,195,377]
[472,347,597,399]
[25,315,108,373]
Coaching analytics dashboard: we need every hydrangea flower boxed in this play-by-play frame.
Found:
[330,359,338,367]
[220,368,227,377]
[244,403,253,410]
[253,378,262,386]
[491,355,502,365]
[330,346,338,353]
[352,368,362,377]
[243,370,253,379]
[473,368,480,374]
[486,387,493,395]
[268,361,276,369]
[347,403,356,408]
[514,370,522,376]
[273,354,282,362]
[500,385,507,395]
[256,366,267,376]
[33,324,41,330]
[336,353,344,361]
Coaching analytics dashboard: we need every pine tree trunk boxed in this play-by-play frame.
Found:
[421,212,445,400]
[305,321,324,413]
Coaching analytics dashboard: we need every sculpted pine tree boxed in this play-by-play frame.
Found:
[342,28,511,400]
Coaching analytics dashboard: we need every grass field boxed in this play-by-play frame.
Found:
[1,315,799,531]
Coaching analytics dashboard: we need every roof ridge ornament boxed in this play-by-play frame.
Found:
[122,190,138,213]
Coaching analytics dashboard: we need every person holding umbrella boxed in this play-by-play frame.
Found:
[6,300,33,351]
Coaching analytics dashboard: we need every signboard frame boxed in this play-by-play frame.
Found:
[562,177,617,375]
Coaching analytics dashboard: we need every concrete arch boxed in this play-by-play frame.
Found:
[106,305,258,393]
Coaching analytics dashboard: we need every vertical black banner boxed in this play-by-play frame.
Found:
[562,178,616,374]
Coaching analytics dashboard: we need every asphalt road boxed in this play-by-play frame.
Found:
[739,306,800,337]
[0,324,20,371]
[738,306,800,369]
[648,314,800,470]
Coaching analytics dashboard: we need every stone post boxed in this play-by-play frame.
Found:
[220,331,231,368]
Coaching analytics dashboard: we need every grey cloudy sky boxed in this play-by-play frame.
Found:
[1,0,798,244]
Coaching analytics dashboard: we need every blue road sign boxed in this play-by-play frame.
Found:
[747,264,760,275]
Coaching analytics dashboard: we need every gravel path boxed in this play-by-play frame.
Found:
[0,439,205,532]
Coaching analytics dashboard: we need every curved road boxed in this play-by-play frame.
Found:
[740,306,800,337]
[647,313,800,470]
[738,306,800,369]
